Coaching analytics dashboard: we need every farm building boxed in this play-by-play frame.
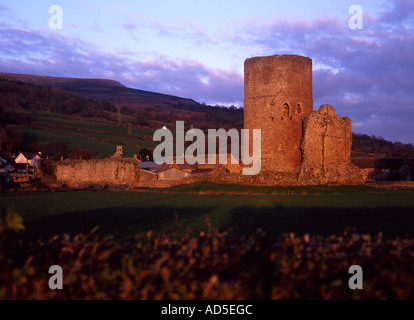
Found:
[139,169,158,181]
[196,153,242,174]
[164,153,242,173]
[155,167,190,181]
[4,163,28,174]
[139,161,161,171]
[351,158,414,181]
[0,164,16,173]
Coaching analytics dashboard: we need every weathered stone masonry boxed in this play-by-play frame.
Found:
[244,55,313,172]
[53,158,139,188]
[244,54,362,184]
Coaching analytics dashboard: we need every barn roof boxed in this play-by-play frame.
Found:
[139,161,161,169]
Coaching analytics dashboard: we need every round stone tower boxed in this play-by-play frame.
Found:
[244,54,313,172]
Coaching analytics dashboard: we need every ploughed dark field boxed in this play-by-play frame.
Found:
[1,184,413,299]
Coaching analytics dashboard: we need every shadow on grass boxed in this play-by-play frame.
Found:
[23,203,414,241]
[24,205,214,241]
[135,182,381,195]
[225,205,414,239]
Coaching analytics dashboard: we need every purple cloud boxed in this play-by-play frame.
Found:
[0,27,243,106]
[228,0,414,143]
[0,3,11,13]
[121,23,136,31]
[0,0,413,144]
[104,6,125,15]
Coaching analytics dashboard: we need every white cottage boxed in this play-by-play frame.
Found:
[15,152,42,167]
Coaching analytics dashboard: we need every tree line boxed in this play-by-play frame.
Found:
[352,133,414,158]
[0,78,117,117]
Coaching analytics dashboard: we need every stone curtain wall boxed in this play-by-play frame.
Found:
[54,158,139,188]
[300,105,352,167]
[244,54,313,172]
[298,105,362,185]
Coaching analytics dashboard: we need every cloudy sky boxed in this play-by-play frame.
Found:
[0,0,413,144]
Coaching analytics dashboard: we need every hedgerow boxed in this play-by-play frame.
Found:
[1,210,413,299]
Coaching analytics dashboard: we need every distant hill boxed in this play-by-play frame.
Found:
[352,133,414,158]
[0,72,199,111]
[0,73,412,158]
[0,76,243,131]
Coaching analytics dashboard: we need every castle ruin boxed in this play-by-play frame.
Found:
[244,54,362,184]
[45,54,362,188]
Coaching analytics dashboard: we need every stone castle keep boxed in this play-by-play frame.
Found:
[244,54,362,184]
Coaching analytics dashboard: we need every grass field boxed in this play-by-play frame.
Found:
[21,126,139,157]
[1,184,414,241]
[30,124,158,148]
[31,112,157,136]
[21,111,159,157]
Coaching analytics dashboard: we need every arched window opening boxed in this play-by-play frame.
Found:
[283,103,290,117]
[297,103,303,114]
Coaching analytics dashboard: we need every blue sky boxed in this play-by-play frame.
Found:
[1,0,413,144]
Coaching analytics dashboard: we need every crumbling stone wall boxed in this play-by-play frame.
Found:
[244,54,313,172]
[300,105,352,167]
[298,105,362,184]
[136,166,300,188]
[139,169,158,181]
[53,158,139,188]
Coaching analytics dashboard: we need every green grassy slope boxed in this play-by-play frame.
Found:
[21,126,138,157]
[21,111,160,157]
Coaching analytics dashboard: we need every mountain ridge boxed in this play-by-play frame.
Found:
[0,72,199,110]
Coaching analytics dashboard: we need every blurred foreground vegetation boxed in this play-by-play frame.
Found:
[0,209,413,300]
